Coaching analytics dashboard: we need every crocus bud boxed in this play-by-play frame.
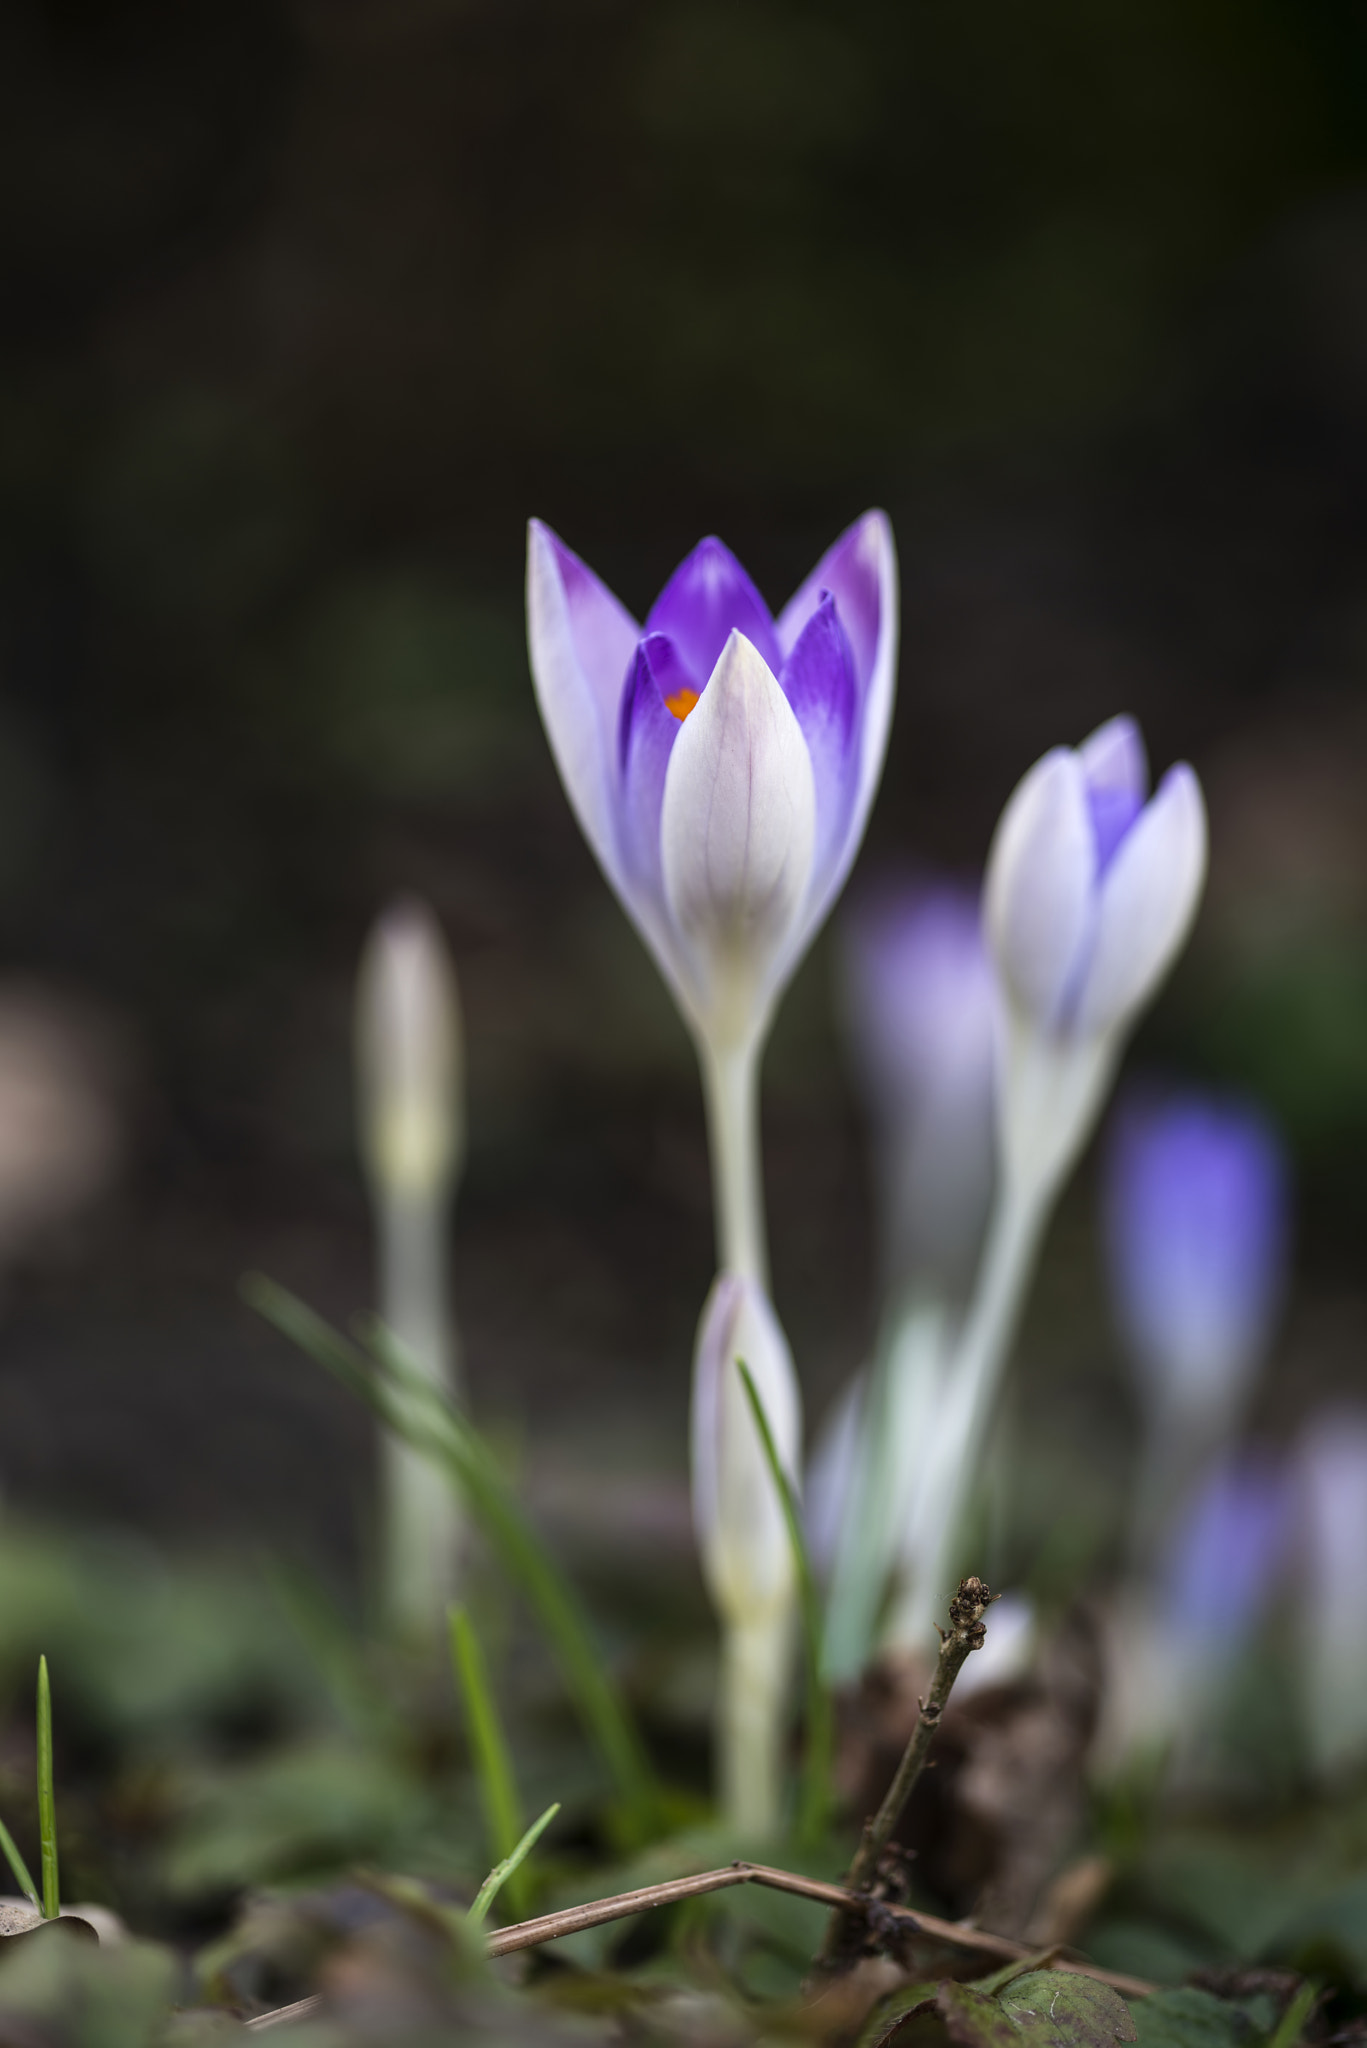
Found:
[528,516,897,1056]
[356,899,465,1203]
[1105,1090,1288,1445]
[355,898,466,1638]
[841,880,997,1297]
[692,1270,802,1834]
[1294,1408,1367,1774]
[692,1272,802,1622]
[985,717,1207,1197]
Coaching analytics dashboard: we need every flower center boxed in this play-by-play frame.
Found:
[663,685,700,722]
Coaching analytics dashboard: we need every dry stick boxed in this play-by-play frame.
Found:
[242,1861,1153,2030]
[815,1574,995,1976]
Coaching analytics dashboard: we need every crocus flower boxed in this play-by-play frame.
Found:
[356,898,466,1637]
[1105,1091,1288,1444]
[1294,1408,1367,1773]
[841,878,997,1296]
[527,515,898,1059]
[985,716,1207,1197]
[692,1270,803,1833]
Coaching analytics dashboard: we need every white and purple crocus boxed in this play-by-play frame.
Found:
[986,715,1207,1199]
[528,513,898,1832]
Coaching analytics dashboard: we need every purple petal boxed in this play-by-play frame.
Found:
[526,519,641,892]
[776,511,883,692]
[780,593,858,880]
[646,536,782,686]
[617,633,691,896]
[1080,716,1149,873]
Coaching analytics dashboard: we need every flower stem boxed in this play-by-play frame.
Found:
[719,1605,792,1837]
[378,1188,463,1637]
[883,1184,1044,1647]
[700,1035,767,1287]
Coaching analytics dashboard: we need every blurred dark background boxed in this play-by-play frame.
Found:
[1,0,1365,1588]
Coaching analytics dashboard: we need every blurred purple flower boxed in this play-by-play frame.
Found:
[1160,1451,1289,1652]
[841,880,997,1293]
[527,515,898,1050]
[1105,1091,1289,1434]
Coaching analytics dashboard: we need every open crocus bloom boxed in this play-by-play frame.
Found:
[985,716,1207,1194]
[528,515,897,1051]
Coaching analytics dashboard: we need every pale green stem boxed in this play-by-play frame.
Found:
[719,1606,792,1837]
[698,1028,792,1833]
[699,1034,767,1287]
[883,1179,1046,1649]
[379,1187,463,1637]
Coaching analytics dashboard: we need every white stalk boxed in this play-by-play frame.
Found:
[378,1188,461,1635]
[697,1026,797,1834]
[699,1031,768,1285]
[883,1180,1045,1649]
[720,1606,795,1837]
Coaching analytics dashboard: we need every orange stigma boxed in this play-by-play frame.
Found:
[663,685,700,722]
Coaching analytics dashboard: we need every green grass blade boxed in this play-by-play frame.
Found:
[737,1360,833,1845]
[467,1802,560,1928]
[0,1818,38,1908]
[35,1657,58,1920]
[242,1275,658,1839]
[448,1606,528,1918]
[1267,1981,1319,2048]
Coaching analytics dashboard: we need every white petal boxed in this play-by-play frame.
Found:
[1077,764,1208,1035]
[661,631,816,1041]
[525,519,639,892]
[691,1271,802,1621]
[779,511,899,951]
[1079,714,1148,803]
[984,747,1094,1025]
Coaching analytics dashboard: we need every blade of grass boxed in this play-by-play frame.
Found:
[0,1818,38,1908]
[468,1802,560,1928]
[448,1606,528,1919]
[736,1360,833,1845]
[1267,1981,1320,2048]
[241,1275,657,1840]
[35,1657,58,1920]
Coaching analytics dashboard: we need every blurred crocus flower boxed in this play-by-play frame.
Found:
[1294,1409,1367,1774]
[692,1271,802,1834]
[841,881,997,1297]
[1098,1451,1289,1773]
[1105,1090,1289,1557]
[528,516,897,1067]
[897,719,1207,1665]
[986,716,1207,1199]
[356,898,466,1638]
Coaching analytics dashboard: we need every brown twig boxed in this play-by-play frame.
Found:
[242,1857,1152,2029]
[815,1575,996,1974]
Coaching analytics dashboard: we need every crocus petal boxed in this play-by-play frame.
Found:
[1080,715,1149,872]
[779,593,858,886]
[777,511,899,941]
[1077,764,1207,1036]
[691,1271,801,1619]
[985,747,1094,1026]
[646,535,783,684]
[526,520,641,891]
[660,631,817,1037]
[617,633,691,898]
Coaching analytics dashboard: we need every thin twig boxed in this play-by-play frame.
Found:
[242,1857,1153,2030]
[815,1575,995,1974]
